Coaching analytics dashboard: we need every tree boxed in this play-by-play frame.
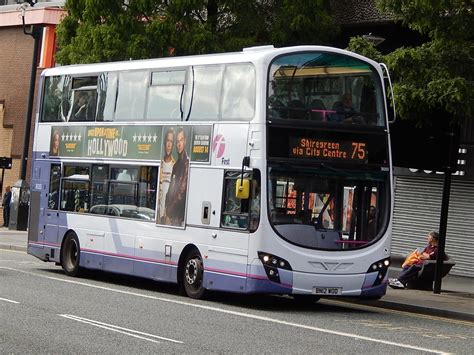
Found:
[348,0,473,126]
[56,0,338,65]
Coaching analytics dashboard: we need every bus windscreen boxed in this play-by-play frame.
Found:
[268,52,386,127]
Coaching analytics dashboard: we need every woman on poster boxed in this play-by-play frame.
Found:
[165,127,189,227]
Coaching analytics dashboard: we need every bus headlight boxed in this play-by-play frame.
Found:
[258,252,292,283]
[366,257,390,287]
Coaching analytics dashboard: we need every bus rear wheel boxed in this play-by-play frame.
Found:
[61,232,81,277]
[182,250,206,299]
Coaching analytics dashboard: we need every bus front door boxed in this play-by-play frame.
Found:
[44,164,61,247]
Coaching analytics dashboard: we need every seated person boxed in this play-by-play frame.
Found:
[389,231,439,289]
[330,93,365,124]
[72,92,89,121]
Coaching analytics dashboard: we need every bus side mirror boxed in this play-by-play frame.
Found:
[235,179,250,199]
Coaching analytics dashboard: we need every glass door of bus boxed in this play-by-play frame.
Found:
[44,164,61,244]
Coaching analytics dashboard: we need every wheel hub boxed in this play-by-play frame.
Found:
[185,259,199,285]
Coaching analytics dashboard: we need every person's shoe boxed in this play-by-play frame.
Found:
[389,279,405,289]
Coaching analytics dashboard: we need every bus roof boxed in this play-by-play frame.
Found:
[42,45,381,77]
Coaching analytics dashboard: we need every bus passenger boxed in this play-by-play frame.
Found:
[330,93,364,124]
[158,128,175,224]
[73,92,89,120]
[165,127,189,227]
[366,206,377,239]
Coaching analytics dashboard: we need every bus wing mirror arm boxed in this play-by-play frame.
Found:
[236,156,251,199]
[380,63,396,124]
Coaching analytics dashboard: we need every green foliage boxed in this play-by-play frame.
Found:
[56,0,338,65]
[348,1,473,126]
[270,0,338,46]
[377,0,473,41]
[347,37,384,63]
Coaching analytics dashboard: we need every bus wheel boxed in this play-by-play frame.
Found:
[61,232,81,277]
[292,295,320,305]
[182,250,206,299]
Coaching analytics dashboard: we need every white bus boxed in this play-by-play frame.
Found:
[28,45,393,300]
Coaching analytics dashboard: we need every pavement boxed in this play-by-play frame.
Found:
[1,227,473,321]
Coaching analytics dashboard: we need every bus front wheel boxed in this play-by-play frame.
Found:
[61,232,82,277]
[182,250,206,299]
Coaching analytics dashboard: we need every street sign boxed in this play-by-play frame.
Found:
[0,157,12,169]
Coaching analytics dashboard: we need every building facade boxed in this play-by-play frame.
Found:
[0,0,64,225]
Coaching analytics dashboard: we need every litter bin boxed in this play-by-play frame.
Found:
[9,179,30,231]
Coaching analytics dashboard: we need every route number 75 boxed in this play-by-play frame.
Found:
[351,142,367,160]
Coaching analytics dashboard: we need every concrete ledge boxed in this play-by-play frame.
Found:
[337,297,474,322]
[0,243,26,252]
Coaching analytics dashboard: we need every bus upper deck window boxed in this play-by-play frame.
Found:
[67,76,98,122]
[41,76,67,122]
[146,70,186,121]
[268,52,385,127]
[221,64,256,121]
[115,70,148,121]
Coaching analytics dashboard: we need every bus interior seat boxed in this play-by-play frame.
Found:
[287,99,306,120]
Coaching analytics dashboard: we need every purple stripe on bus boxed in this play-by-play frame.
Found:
[30,243,293,290]
[205,266,247,278]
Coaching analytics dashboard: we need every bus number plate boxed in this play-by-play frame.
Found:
[312,287,342,295]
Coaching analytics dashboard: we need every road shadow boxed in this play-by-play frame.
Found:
[41,267,375,316]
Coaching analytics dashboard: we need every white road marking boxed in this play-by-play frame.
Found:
[1,266,451,354]
[0,297,19,304]
[59,314,183,344]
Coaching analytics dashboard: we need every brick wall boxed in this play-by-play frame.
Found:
[0,26,41,184]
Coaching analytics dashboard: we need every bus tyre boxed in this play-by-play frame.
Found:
[182,250,206,299]
[61,232,82,277]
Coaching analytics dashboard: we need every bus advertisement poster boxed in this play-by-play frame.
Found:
[49,125,212,163]
[190,125,212,162]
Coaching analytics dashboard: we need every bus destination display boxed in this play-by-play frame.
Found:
[289,137,368,162]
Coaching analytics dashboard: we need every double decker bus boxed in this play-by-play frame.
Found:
[28,45,393,300]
